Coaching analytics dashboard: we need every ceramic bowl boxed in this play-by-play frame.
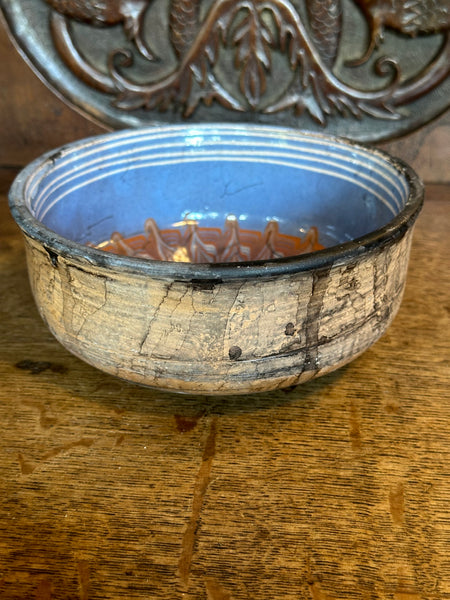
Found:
[9,125,423,395]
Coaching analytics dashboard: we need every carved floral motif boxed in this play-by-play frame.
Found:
[45,0,450,124]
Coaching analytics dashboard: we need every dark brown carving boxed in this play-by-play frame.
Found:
[169,0,201,58]
[350,0,450,65]
[33,0,450,125]
[45,0,156,59]
[306,0,342,67]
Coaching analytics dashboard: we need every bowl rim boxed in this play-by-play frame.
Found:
[8,124,424,282]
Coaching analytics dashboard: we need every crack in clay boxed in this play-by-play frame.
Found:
[175,290,201,359]
[222,282,249,360]
[75,277,109,338]
[138,282,174,354]
[295,266,332,380]
[140,286,192,359]
[219,180,263,199]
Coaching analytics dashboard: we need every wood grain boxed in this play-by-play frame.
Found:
[0,19,104,169]
[0,186,448,598]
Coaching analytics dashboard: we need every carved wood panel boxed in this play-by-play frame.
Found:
[1,0,449,141]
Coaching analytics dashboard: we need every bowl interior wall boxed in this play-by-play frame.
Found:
[25,127,409,249]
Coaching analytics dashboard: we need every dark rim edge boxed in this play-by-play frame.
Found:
[8,127,424,282]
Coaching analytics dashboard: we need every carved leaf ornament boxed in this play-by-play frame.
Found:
[37,0,450,125]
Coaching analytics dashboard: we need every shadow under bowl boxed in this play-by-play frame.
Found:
[9,124,423,395]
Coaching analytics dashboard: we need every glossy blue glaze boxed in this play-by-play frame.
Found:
[23,125,409,249]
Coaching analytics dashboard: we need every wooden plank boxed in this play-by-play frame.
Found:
[0,21,105,168]
[379,114,450,186]
[0,167,20,195]
[0,185,448,599]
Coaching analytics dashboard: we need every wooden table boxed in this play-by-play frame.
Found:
[0,185,449,600]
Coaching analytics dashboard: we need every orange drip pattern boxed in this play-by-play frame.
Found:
[91,216,324,263]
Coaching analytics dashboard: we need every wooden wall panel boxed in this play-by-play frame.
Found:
[0,21,104,193]
[379,112,450,186]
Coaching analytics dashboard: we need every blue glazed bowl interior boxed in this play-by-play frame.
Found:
[23,125,410,254]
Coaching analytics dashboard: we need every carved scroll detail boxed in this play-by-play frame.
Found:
[45,0,450,124]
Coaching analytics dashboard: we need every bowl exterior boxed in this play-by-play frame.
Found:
[22,223,415,395]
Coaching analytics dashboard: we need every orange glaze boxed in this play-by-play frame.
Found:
[91,217,324,263]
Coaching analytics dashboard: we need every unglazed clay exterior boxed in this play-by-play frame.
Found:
[23,226,413,394]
